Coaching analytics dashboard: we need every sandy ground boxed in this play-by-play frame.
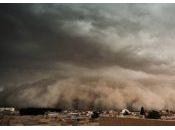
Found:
[1,115,175,126]
[99,117,175,126]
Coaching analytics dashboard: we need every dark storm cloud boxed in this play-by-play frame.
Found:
[0,4,169,70]
[1,4,175,109]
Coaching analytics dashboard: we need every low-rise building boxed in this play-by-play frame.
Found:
[0,107,15,112]
[0,107,16,115]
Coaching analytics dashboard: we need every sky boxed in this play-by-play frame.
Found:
[1,3,175,110]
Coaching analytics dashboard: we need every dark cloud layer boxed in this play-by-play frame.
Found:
[1,4,175,110]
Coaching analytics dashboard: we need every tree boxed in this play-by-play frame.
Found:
[140,106,145,115]
[91,111,99,119]
[147,110,161,119]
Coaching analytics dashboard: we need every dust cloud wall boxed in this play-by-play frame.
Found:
[1,4,175,110]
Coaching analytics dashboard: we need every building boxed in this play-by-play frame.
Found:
[45,112,60,118]
[0,107,16,115]
[121,109,131,115]
[0,107,15,112]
